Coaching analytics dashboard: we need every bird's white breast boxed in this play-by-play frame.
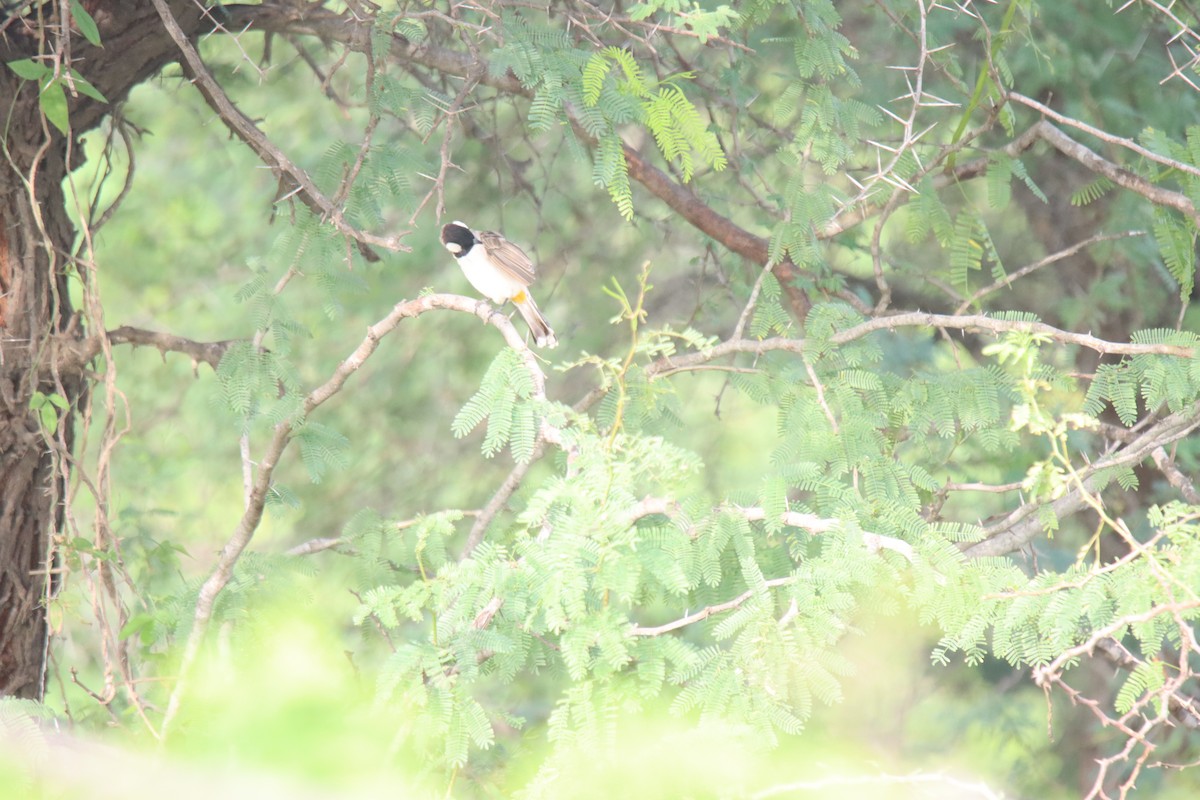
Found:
[457,246,524,304]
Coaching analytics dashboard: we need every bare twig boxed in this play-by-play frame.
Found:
[731,260,778,341]
[954,230,1145,314]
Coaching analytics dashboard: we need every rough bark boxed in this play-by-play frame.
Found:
[0,78,75,699]
[0,0,203,699]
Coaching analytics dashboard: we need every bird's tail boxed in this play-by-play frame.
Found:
[512,291,557,348]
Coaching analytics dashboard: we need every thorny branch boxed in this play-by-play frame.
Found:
[59,326,236,374]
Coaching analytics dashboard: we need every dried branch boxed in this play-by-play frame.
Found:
[59,325,236,374]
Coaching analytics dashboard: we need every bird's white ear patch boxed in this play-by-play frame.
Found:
[444,242,462,254]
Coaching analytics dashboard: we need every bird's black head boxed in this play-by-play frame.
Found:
[441,221,476,256]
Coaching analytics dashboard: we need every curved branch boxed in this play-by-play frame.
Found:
[1027,120,1199,223]
[630,576,795,637]
[160,292,546,738]
[1010,92,1200,182]
[620,146,811,320]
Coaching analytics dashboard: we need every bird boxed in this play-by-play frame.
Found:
[440,221,558,348]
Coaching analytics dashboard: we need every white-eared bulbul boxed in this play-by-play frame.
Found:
[441,221,558,348]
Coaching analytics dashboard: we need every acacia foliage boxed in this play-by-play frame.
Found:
[11,0,1200,797]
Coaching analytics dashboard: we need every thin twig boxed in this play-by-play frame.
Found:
[954,230,1145,314]
[630,577,796,637]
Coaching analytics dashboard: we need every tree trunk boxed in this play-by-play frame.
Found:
[0,70,78,697]
[0,0,204,699]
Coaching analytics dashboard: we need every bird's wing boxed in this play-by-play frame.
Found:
[477,230,537,285]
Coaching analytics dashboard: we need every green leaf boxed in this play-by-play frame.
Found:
[39,81,70,134]
[119,613,156,644]
[70,0,102,47]
[581,51,611,106]
[38,406,58,435]
[1153,209,1196,301]
[69,72,108,103]
[627,3,656,21]
[29,391,67,435]
[7,59,50,81]
[949,213,984,293]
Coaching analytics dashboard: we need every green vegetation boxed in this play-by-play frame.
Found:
[2,1,1200,797]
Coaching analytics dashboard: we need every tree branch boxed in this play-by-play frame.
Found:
[59,325,236,373]
[1151,446,1200,504]
[1027,119,1199,223]
[963,401,1200,558]
[620,145,811,320]
[152,0,405,262]
[460,448,540,559]
[623,499,915,638]
[1010,92,1200,182]
[953,230,1145,314]
[619,307,1195,386]
[159,293,548,738]
[215,4,814,320]
[831,312,1197,357]
[630,576,796,637]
